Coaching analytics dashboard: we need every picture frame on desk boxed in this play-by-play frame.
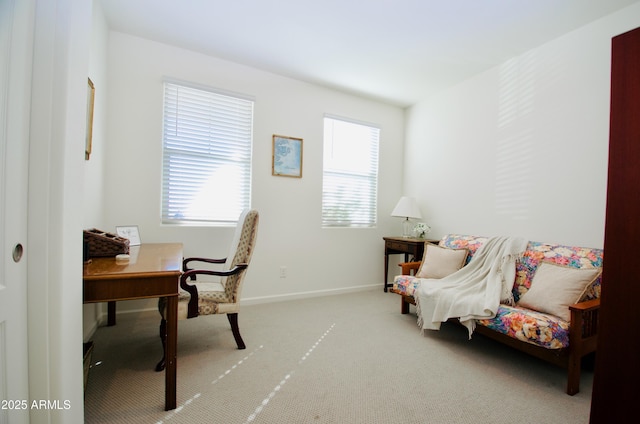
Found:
[116,225,141,246]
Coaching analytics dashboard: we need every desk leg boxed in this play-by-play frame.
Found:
[107,301,116,326]
[165,295,177,411]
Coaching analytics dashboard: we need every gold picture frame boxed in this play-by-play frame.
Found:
[272,135,303,178]
[85,78,95,160]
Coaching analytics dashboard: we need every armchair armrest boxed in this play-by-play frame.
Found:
[399,261,421,276]
[183,256,226,272]
[181,264,248,283]
[180,263,249,318]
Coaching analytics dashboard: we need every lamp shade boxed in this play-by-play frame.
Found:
[391,196,422,219]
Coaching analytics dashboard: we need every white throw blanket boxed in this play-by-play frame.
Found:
[415,236,527,338]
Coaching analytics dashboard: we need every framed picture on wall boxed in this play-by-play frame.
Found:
[85,78,95,160]
[272,135,303,178]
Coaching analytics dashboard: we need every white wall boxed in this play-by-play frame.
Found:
[84,2,107,228]
[82,0,109,341]
[404,3,640,249]
[98,31,404,313]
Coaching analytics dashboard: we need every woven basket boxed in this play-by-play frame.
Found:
[83,228,130,257]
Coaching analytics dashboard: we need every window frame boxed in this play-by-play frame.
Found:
[161,79,254,226]
[322,115,380,228]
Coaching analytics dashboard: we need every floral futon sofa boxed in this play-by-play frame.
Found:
[391,234,603,395]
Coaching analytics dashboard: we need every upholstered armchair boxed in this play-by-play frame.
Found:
[156,209,259,371]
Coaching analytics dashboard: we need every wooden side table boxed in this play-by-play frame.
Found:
[383,237,437,292]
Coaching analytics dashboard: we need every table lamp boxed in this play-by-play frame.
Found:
[391,196,422,237]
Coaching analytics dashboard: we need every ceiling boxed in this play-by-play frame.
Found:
[99,0,639,107]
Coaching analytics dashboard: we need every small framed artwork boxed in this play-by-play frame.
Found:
[272,135,303,178]
[116,225,141,246]
[85,78,95,160]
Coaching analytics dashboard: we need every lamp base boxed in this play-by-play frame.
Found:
[402,218,412,238]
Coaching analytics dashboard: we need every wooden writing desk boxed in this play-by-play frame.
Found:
[83,243,183,411]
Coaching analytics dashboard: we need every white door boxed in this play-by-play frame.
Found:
[0,0,33,422]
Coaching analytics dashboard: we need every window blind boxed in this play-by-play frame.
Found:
[322,116,380,227]
[161,81,253,224]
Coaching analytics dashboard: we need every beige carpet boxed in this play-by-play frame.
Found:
[84,289,593,423]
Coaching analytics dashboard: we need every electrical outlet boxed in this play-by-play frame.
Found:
[279,266,287,278]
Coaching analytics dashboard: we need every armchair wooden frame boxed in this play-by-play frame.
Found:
[155,209,259,372]
[180,257,249,346]
[156,259,252,372]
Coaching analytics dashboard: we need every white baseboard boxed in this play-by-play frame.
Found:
[89,284,380,323]
[83,320,99,343]
[96,305,160,322]
[241,284,378,306]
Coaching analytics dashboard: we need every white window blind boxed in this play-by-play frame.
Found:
[162,81,253,224]
[322,116,380,227]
